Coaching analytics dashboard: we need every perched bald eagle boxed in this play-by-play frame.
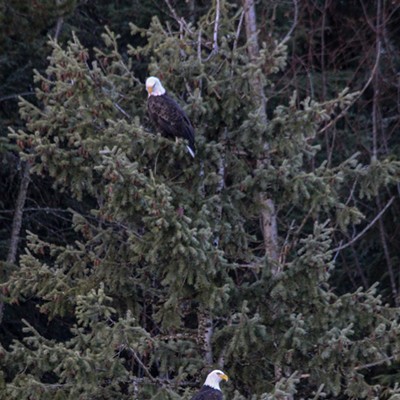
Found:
[145,76,195,158]
[190,370,229,400]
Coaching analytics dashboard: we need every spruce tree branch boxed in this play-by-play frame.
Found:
[332,196,395,253]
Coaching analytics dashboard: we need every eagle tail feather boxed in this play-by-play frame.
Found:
[186,145,195,158]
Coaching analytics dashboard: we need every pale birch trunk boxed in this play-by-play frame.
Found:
[242,0,290,397]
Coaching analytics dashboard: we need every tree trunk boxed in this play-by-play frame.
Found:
[242,0,280,269]
[1,161,31,325]
[242,1,290,397]
[7,161,30,265]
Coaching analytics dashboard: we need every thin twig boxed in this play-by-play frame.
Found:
[0,207,73,215]
[354,353,399,371]
[318,41,381,135]
[278,0,299,47]
[299,352,399,381]
[233,8,245,52]
[163,0,192,34]
[116,344,157,383]
[0,92,35,102]
[113,102,132,119]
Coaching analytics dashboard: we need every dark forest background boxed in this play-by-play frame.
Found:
[1,1,400,399]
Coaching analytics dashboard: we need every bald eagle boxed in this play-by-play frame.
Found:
[145,76,195,158]
[190,370,229,400]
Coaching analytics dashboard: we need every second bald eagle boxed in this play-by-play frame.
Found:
[191,370,228,400]
[146,76,195,158]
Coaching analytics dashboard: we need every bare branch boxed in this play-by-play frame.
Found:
[0,92,35,102]
[0,207,72,215]
[233,8,245,53]
[318,40,381,135]
[113,102,132,119]
[278,0,299,47]
[117,345,157,383]
[371,0,382,162]
[163,0,192,34]
[333,196,395,253]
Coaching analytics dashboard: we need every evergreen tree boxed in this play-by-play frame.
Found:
[1,1,400,399]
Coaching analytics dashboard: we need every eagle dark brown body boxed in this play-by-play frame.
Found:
[146,76,195,157]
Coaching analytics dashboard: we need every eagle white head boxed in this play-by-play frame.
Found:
[203,369,229,390]
[146,76,166,97]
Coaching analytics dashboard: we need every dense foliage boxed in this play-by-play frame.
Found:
[1,1,400,399]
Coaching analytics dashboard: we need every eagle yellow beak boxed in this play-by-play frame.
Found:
[219,373,229,381]
[147,86,153,94]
